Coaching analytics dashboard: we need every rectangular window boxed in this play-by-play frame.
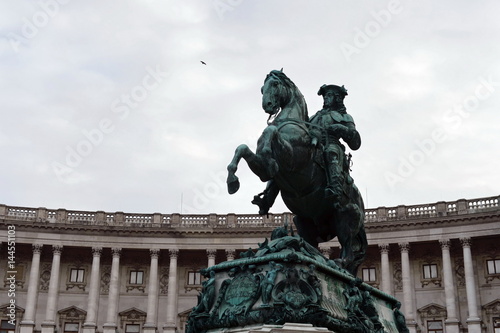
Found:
[64,323,79,333]
[125,324,140,333]
[423,264,438,279]
[69,268,85,283]
[129,270,144,285]
[0,320,15,333]
[362,267,376,282]
[494,317,500,333]
[187,271,201,285]
[487,259,500,274]
[427,320,443,333]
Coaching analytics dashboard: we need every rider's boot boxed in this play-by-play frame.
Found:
[325,164,344,201]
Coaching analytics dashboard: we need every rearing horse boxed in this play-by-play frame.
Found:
[226,70,367,275]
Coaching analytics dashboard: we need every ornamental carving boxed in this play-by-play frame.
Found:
[118,308,147,331]
[58,306,86,331]
[159,267,169,294]
[393,262,402,291]
[39,263,52,291]
[100,265,111,294]
[417,303,447,326]
[454,259,465,287]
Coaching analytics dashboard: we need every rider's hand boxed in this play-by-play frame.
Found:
[328,124,347,137]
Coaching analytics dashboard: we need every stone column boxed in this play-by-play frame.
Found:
[320,246,331,259]
[207,249,216,267]
[20,244,43,333]
[378,244,391,295]
[41,245,63,333]
[225,249,235,261]
[144,249,160,333]
[83,247,102,333]
[399,242,417,333]
[163,249,179,333]
[103,248,121,333]
[460,238,481,333]
[439,240,460,333]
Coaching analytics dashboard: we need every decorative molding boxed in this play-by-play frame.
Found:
[319,246,331,258]
[398,242,410,253]
[207,249,217,259]
[439,239,451,250]
[378,244,389,254]
[39,263,52,291]
[118,307,147,331]
[169,248,179,259]
[454,258,465,287]
[58,306,86,332]
[66,264,88,291]
[159,267,169,294]
[150,248,160,259]
[100,265,111,294]
[126,267,147,293]
[419,261,442,288]
[460,237,472,248]
[111,248,122,258]
[32,244,43,254]
[91,247,102,257]
[52,245,63,255]
[417,303,447,326]
[393,262,402,291]
[225,249,235,261]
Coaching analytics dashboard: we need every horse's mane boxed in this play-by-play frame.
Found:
[267,70,308,120]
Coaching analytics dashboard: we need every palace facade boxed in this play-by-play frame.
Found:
[1,195,499,333]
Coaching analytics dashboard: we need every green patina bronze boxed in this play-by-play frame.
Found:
[186,224,409,333]
[226,70,366,275]
[186,70,410,333]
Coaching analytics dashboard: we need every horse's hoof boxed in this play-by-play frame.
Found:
[227,175,240,194]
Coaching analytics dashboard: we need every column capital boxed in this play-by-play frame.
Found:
[150,248,160,259]
[207,249,217,259]
[225,249,235,261]
[92,247,103,257]
[378,244,390,254]
[52,245,63,255]
[460,237,472,248]
[439,239,451,250]
[33,243,43,254]
[319,246,331,258]
[111,248,122,258]
[168,249,179,259]
[398,242,410,253]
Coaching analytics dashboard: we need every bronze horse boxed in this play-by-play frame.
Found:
[226,70,367,275]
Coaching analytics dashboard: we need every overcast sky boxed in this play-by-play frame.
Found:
[1,0,499,215]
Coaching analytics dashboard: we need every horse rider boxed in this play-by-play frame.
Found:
[252,84,361,214]
[309,84,361,200]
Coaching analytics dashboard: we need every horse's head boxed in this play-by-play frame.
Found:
[261,69,294,115]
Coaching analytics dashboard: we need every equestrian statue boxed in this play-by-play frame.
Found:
[226,69,367,275]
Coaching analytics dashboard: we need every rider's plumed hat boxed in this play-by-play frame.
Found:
[317,84,348,97]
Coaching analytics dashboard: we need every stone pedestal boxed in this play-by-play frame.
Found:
[186,226,409,333]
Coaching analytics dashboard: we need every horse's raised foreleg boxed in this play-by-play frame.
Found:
[227,144,251,194]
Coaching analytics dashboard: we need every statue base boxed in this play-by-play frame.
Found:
[187,226,409,333]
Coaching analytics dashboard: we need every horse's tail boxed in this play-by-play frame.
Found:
[349,226,368,276]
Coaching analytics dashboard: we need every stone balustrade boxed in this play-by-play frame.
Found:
[0,195,498,227]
